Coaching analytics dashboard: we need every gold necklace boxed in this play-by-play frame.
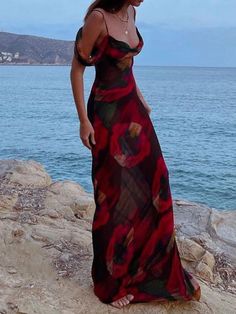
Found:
[114,10,129,35]
[116,11,129,22]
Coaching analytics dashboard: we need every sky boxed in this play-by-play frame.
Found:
[1,0,236,66]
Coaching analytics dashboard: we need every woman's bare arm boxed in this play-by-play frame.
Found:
[70,57,87,122]
[70,10,104,122]
[70,10,105,149]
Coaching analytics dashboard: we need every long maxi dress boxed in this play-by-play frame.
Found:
[73,10,201,305]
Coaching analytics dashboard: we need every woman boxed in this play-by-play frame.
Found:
[70,0,201,309]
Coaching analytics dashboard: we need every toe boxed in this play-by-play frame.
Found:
[111,295,134,308]
[111,301,121,309]
[127,294,134,301]
[119,299,125,307]
[122,298,129,305]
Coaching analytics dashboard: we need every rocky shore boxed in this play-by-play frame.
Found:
[0,159,235,314]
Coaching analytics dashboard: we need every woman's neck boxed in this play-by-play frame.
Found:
[116,3,130,19]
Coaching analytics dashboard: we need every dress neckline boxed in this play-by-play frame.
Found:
[93,26,143,51]
[107,26,143,50]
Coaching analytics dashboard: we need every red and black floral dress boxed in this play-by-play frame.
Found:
[73,11,201,304]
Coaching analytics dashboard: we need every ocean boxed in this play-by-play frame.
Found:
[0,65,235,210]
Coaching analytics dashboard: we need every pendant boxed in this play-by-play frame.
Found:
[125,30,128,35]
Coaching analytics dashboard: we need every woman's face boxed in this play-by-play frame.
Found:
[127,0,144,7]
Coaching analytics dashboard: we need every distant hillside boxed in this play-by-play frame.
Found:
[0,32,74,65]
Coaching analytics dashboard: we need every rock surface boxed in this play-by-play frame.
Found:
[0,159,235,314]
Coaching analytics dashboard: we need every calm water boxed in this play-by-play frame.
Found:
[0,65,235,210]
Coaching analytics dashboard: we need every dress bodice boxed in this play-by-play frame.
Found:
[73,25,144,101]
[74,25,143,65]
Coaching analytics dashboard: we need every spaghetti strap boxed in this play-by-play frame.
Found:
[92,8,109,36]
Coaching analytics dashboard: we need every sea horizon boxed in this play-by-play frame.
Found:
[1,64,236,69]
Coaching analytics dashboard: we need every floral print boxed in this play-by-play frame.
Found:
[74,23,201,304]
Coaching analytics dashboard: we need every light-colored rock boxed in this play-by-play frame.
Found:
[195,261,214,282]
[0,159,52,187]
[0,160,235,314]
[209,209,236,247]
[173,198,236,264]
[176,236,206,262]
[45,180,95,220]
[176,236,216,282]
[201,250,215,270]
[0,193,18,212]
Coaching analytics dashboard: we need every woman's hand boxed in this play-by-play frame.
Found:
[80,119,96,150]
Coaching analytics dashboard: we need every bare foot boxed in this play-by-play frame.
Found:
[110,294,134,309]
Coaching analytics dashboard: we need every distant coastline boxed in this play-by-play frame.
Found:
[1,31,236,68]
[0,31,74,65]
[0,63,71,66]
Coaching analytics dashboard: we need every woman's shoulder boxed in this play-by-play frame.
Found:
[90,7,106,17]
[85,8,105,26]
